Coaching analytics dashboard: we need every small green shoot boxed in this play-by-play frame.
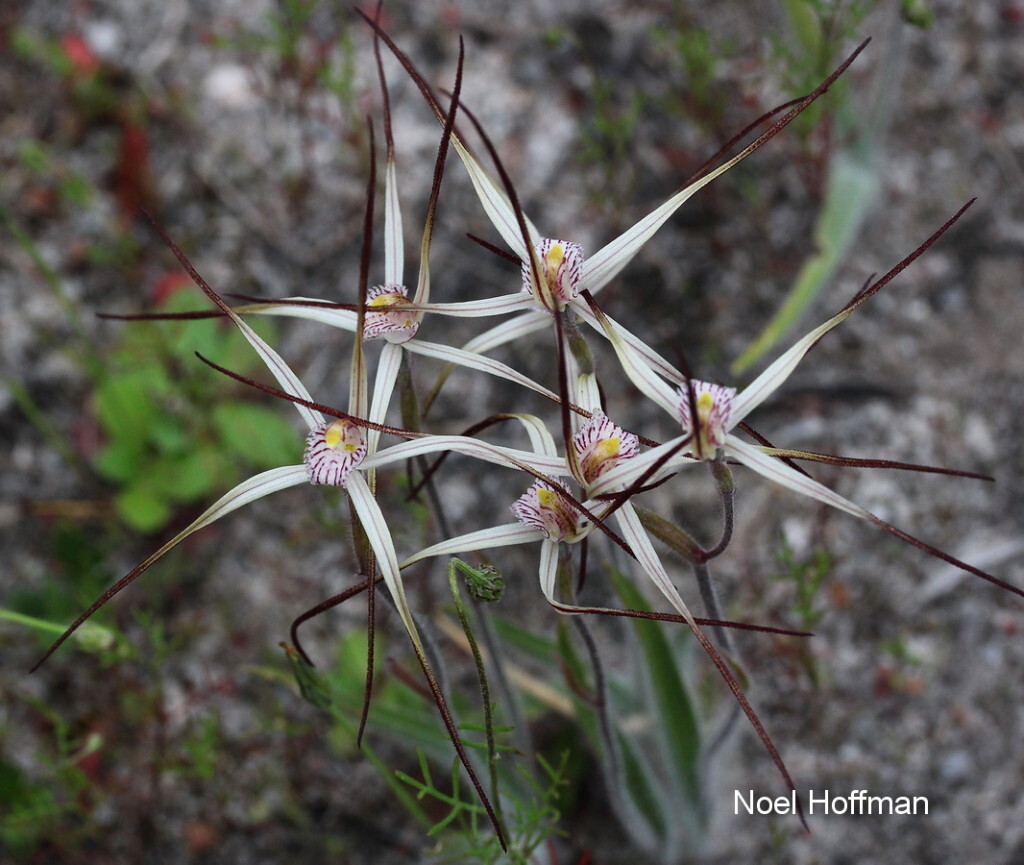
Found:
[0,608,115,655]
[772,538,833,685]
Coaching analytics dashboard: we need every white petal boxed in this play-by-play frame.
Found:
[402,338,562,406]
[730,307,852,427]
[411,293,533,318]
[459,309,549,355]
[725,437,866,520]
[400,523,544,569]
[412,204,433,308]
[451,136,540,261]
[727,438,1024,599]
[346,471,424,653]
[506,412,560,458]
[573,302,685,387]
[202,465,309,524]
[613,501,698,627]
[146,466,309,570]
[367,342,404,455]
[221,306,323,431]
[583,152,754,295]
[33,466,310,663]
[575,373,602,416]
[537,539,560,603]
[239,300,358,331]
[411,244,431,309]
[577,304,679,416]
[360,435,568,477]
[384,156,404,286]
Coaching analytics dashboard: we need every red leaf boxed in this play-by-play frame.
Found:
[61,34,101,77]
[113,120,156,223]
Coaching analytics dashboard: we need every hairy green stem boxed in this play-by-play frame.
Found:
[449,559,506,834]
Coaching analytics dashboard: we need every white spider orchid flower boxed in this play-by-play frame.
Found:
[399,408,698,626]
[588,201,1024,601]
[32,228,571,672]
[30,258,366,668]
[397,401,802,807]
[361,17,867,373]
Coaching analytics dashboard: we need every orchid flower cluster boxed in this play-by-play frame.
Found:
[34,13,1022,852]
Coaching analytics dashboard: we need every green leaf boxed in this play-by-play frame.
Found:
[215,314,279,374]
[614,731,668,842]
[211,401,300,468]
[901,0,934,28]
[94,370,160,441]
[731,151,879,374]
[0,759,55,855]
[0,607,114,652]
[0,761,31,807]
[115,482,172,533]
[160,290,222,358]
[93,437,146,483]
[149,412,190,454]
[555,618,592,701]
[782,0,824,59]
[489,612,558,665]
[148,447,225,504]
[282,643,334,711]
[606,567,703,807]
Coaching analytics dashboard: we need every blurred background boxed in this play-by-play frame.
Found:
[2,1,1023,862]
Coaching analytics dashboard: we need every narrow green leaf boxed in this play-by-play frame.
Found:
[614,730,667,842]
[606,567,702,805]
[489,613,559,665]
[731,152,878,374]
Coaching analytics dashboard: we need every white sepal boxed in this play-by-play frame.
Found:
[400,523,545,570]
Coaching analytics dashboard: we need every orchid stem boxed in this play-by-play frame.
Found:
[691,559,744,773]
[703,457,736,561]
[449,559,507,833]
